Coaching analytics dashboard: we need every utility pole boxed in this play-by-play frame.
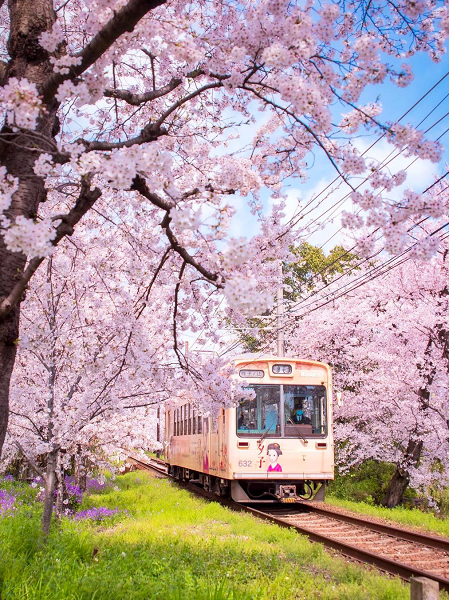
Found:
[277,262,284,358]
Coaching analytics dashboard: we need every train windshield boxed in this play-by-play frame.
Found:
[237,385,327,437]
[284,385,327,437]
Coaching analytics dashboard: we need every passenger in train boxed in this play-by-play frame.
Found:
[238,413,247,429]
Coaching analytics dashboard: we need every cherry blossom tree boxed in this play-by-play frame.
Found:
[288,228,449,506]
[1,0,448,459]
[2,237,172,532]
[2,205,257,532]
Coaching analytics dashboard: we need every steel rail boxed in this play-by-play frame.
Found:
[129,455,449,591]
[296,502,449,553]
[243,505,449,593]
[127,454,168,476]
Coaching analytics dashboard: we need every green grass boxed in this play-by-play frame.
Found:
[325,495,449,538]
[0,473,436,600]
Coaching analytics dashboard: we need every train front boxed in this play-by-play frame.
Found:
[228,356,334,503]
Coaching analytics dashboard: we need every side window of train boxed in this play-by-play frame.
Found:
[180,406,184,436]
[188,405,192,435]
[192,409,197,434]
[212,414,218,432]
[184,406,188,435]
[198,414,202,433]
[203,417,209,434]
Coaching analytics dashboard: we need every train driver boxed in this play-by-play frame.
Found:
[291,398,311,425]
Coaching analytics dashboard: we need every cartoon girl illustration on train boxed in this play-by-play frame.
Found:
[267,443,283,472]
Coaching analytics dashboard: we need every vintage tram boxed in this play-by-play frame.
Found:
[164,355,334,503]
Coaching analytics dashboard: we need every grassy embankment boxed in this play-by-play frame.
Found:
[325,461,449,537]
[325,494,449,537]
[1,472,442,600]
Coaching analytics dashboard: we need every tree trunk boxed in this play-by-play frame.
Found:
[54,456,66,519]
[0,0,58,458]
[41,449,58,537]
[74,448,87,492]
[0,305,20,455]
[383,439,423,508]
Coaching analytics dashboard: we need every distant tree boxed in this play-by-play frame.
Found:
[289,230,449,507]
[232,243,359,353]
[284,243,360,301]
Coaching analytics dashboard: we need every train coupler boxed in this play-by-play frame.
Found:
[276,484,298,502]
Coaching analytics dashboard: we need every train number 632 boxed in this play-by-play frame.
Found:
[238,460,252,467]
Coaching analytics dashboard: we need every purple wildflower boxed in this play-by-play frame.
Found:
[0,489,16,516]
[86,478,107,493]
[65,476,83,505]
[2,474,14,482]
[73,507,120,521]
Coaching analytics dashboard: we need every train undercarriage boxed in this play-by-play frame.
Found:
[167,465,327,503]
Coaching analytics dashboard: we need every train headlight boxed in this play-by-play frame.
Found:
[272,364,292,374]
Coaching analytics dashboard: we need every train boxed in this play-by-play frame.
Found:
[164,355,334,503]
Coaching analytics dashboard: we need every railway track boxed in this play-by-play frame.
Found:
[128,455,449,592]
[128,454,168,476]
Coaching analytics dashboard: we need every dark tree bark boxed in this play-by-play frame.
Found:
[0,0,57,456]
[0,0,168,458]
[383,439,423,508]
[41,448,57,537]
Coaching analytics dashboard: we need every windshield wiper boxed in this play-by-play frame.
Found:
[287,417,308,445]
[258,422,274,444]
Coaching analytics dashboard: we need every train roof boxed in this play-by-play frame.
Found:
[231,354,330,366]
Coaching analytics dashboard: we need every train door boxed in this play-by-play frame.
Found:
[165,409,171,462]
[201,415,210,474]
[210,413,219,475]
[219,407,227,474]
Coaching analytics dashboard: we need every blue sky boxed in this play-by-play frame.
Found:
[225,49,449,250]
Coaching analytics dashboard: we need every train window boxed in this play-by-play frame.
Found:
[192,409,197,434]
[198,415,202,433]
[203,417,209,434]
[188,405,192,435]
[184,406,188,436]
[284,385,327,436]
[212,414,218,432]
[174,410,177,436]
[237,385,280,436]
[180,407,184,435]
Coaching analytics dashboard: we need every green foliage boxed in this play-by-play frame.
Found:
[233,243,359,353]
[328,461,397,505]
[329,461,421,508]
[431,486,449,517]
[0,472,417,599]
[283,243,359,302]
